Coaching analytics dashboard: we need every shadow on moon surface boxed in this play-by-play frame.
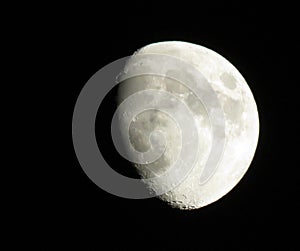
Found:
[95,82,141,179]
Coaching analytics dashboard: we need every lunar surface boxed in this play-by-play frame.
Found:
[116,41,259,209]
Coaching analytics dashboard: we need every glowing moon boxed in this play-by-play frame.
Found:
[117,41,259,209]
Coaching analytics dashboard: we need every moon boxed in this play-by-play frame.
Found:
[116,41,259,209]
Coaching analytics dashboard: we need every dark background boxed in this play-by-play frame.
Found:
[34,1,299,250]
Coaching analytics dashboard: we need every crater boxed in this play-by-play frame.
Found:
[220,72,237,90]
[223,97,243,122]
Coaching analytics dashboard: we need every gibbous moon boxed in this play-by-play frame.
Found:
[116,41,259,209]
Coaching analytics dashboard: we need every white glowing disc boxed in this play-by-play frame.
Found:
[117,41,259,209]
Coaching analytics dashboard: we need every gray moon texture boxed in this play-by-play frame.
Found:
[116,41,259,210]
